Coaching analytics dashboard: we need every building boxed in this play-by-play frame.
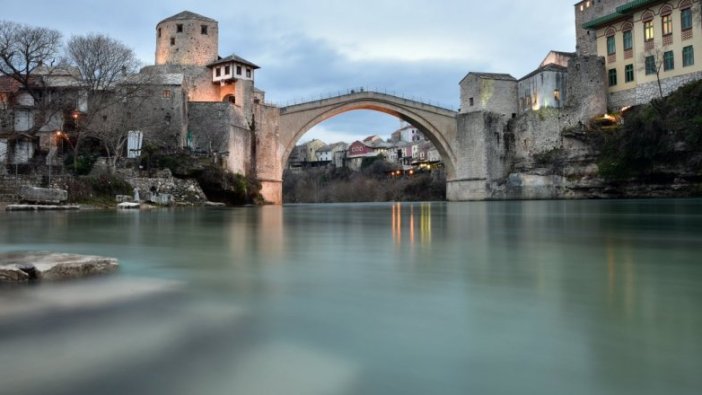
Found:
[0,68,86,169]
[578,0,702,109]
[518,51,574,113]
[459,73,518,117]
[315,142,348,166]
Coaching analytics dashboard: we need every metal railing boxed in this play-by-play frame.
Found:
[270,87,457,112]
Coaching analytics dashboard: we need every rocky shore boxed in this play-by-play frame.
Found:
[0,252,119,283]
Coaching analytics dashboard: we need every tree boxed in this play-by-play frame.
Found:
[641,46,665,99]
[0,21,70,137]
[0,21,62,96]
[64,34,151,172]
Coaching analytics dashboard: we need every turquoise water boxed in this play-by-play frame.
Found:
[1,200,701,394]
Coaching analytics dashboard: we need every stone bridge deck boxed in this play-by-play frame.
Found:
[280,90,457,117]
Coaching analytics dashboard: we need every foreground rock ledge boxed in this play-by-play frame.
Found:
[0,252,119,283]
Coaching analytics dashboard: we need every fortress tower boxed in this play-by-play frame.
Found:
[155,11,219,66]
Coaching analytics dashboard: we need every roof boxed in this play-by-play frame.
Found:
[519,64,568,82]
[158,11,217,25]
[207,54,260,69]
[616,0,661,14]
[460,72,516,84]
[582,0,663,29]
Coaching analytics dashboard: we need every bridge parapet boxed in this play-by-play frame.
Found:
[280,89,457,116]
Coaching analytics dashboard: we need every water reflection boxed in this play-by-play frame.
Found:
[391,203,433,248]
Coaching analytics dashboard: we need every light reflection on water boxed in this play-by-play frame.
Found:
[1,200,702,394]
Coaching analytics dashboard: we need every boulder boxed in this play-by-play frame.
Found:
[19,186,68,204]
[0,252,119,283]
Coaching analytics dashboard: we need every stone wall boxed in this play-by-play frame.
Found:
[0,175,73,202]
[565,55,608,121]
[254,104,283,204]
[460,74,517,117]
[188,102,252,176]
[608,71,702,110]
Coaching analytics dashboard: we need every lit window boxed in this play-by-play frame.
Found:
[162,90,172,98]
[216,67,221,77]
[645,56,656,75]
[644,20,654,41]
[664,50,674,71]
[625,64,634,82]
[201,25,208,35]
[608,69,617,86]
[177,24,183,33]
[236,66,242,75]
[607,35,616,55]
[682,8,692,31]
[683,46,695,67]
[662,14,673,36]
[623,30,633,50]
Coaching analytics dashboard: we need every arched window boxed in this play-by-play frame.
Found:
[680,0,693,32]
[622,22,634,52]
[606,27,616,56]
[642,11,655,43]
[660,5,673,37]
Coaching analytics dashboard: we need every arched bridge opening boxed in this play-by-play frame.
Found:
[278,91,458,179]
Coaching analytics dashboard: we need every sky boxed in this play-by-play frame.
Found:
[3,0,577,144]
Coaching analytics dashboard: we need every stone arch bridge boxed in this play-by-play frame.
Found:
[254,90,504,204]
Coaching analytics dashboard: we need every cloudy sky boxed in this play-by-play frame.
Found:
[4,0,576,144]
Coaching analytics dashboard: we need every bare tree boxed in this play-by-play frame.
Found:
[64,33,149,172]
[641,46,665,99]
[0,21,62,95]
[0,21,71,138]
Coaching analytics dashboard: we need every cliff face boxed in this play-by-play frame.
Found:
[487,80,702,200]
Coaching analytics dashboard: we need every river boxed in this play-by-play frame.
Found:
[1,200,701,394]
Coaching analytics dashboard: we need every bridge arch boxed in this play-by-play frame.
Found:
[278,91,458,179]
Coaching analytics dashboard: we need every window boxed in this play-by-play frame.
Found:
[607,35,616,55]
[170,37,175,46]
[645,55,657,74]
[201,25,208,35]
[682,8,692,31]
[246,68,252,78]
[623,30,633,50]
[662,14,673,36]
[608,68,617,86]
[158,28,161,38]
[625,64,634,82]
[644,20,654,41]
[664,50,674,71]
[162,90,172,98]
[177,24,183,33]
[236,66,242,75]
[224,65,230,75]
[469,97,474,106]
[683,46,695,67]
[215,67,221,77]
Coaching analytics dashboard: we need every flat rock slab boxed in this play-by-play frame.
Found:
[6,204,80,211]
[0,252,118,283]
[117,202,140,209]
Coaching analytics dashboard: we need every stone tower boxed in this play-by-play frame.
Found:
[155,11,219,66]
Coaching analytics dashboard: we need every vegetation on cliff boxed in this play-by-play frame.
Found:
[595,80,702,182]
